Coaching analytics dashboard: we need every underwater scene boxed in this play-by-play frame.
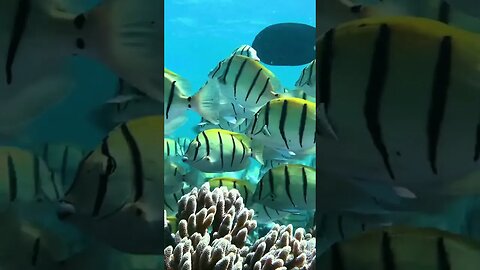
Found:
[3,0,480,269]
[164,0,316,269]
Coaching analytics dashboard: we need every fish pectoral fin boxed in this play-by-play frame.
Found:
[348,177,414,205]
[223,116,238,124]
[261,125,271,137]
[317,103,338,140]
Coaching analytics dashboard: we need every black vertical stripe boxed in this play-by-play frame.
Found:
[245,68,262,101]
[166,140,171,156]
[437,237,451,270]
[302,167,307,204]
[318,28,334,111]
[192,137,201,161]
[330,243,345,270]
[284,166,295,207]
[42,144,49,164]
[363,24,395,180]
[165,81,176,119]
[438,1,450,24]
[299,103,307,148]
[165,200,173,211]
[264,101,271,128]
[240,140,246,163]
[33,155,40,199]
[475,124,480,161]
[381,232,396,270]
[201,131,210,156]
[234,59,248,98]
[120,124,144,201]
[218,132,224,169]
[258,174,264,200]
[268,170,274,201]
[250,113,259,135]
[220,56,235,84]
[7,155,17,202]
[427,36,452,175]
[92,140,111,216]
[31,238,40,266]
[255,78,270,104]
[230,134,236,167]
[298,68,306,86]
[5,0,31,85]
[244,185,249,205]
[279,100,290,149]
[263,205,272,219]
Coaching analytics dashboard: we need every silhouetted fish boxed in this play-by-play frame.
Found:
[252,23,315,66]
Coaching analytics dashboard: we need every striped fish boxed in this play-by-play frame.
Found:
[207,177,256,206]
[207,55,281,111]
[248,97,316,153]
[231,44,260,61]
[164,69,191,121]
[318,226,480,269]
[253,164,315,212]
[295,59,316,97]
[316,16,480,197]
[0,0,163,135]
[164,138,186,158]
[183,128,263,173]
[36,142,85,191]
[0,147,62,210]
[59,115,164,254]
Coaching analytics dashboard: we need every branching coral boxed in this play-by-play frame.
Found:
[164,183,316,270]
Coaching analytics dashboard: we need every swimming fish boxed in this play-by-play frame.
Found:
[207,55,282,112]
[252,23,315,66]
[253,164,315,212]
[249,203,290,224]
[248,97,316,154]
[182,128,263,173]
[317,226,480,269]
[316,16,480,199]
[0,0,162,135]
[58,115,164,254]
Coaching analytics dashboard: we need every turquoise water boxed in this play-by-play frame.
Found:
[165,0,315,138]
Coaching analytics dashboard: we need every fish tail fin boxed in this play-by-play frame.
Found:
[190,85,220,125]
[82,0,162,101]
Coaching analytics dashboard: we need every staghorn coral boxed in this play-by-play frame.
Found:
[164,183,316,270]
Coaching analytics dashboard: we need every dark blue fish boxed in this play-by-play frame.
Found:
[252,23,315,66]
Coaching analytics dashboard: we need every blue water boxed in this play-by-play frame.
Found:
[165,0,315,138]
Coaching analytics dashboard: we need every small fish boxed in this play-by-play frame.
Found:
[318,226,480,269]
[207,55,281,112]
[58,115,164,254]
[207,177,256,206]
[183,128,263,173]
[196,116,252,134]
[248,97,316,154]
[253,164,315,212]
